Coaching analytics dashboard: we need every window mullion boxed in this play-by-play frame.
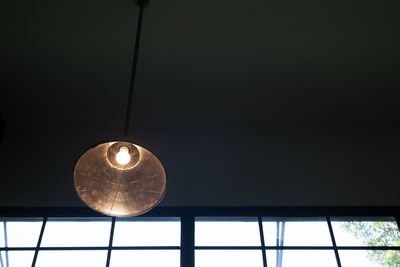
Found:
[326,217,342,267]
[257,216,267,267]
[31,217,47,267]
[105,217,116,267]
[181,216,194,267]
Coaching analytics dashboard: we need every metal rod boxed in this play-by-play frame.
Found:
[105,217,116,267]
[31,217,47,267]
[258,217,268,267]
[327,217,342,267]
[123,0,146,137]
[277,222,285,267]
[276,222,280,267]
[0,250,4,267]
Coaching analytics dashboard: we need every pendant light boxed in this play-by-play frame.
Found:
[73,0,166,217]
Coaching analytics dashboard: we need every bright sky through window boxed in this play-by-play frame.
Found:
[41,220,112,247]
[4,221,42,247]
[0,216,399,267]
[113,219,180,246]
[110,250,180,267]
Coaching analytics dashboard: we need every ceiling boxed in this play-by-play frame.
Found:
[1,0,400,207]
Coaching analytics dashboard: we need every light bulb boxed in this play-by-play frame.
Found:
[116,146,131,165]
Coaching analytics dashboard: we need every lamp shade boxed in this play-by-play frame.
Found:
[73,141,166,217]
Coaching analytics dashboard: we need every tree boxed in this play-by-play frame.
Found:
[342,221,400,266]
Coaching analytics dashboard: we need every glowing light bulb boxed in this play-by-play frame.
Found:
[116,146,131,165]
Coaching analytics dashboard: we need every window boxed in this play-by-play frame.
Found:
[194,216,400,267]
[195,218,263,267]
[0,217,181,267]
[332,217,400,267]
[262,218,337,267]
[0,208,399,267]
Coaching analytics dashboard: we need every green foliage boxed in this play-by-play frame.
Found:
[342,221,400,266]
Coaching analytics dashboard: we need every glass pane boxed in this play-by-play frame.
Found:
[113,219,180,246]
[0,222,4,247]
[41,219,111,247]
[196,250,264,267]
[5,220,43,247]
[1,250,35,267]
[110,250,180,267]
[266,250,337,267]
[263,218,332,246]
[340,250,400,267]
[331,218,400,246]
[35,250,107,267]
[195,218,261,246]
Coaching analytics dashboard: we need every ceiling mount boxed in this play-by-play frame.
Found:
[135,0,149,8]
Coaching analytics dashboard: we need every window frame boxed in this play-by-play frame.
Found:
[0,206,399,267]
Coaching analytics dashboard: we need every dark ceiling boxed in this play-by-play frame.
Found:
[1,0,400,207]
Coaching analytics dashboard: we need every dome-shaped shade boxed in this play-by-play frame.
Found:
[74,141,166,217]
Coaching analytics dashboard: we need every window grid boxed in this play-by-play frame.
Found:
[0,208,399,267]
[0,217,181,267]
[194,216,400,267]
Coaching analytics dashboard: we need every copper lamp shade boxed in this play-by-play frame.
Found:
[74,141,166,217]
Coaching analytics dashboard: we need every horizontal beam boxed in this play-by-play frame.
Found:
[1,246,399,251]
[1,206,400,218]
[0,246,180,251]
